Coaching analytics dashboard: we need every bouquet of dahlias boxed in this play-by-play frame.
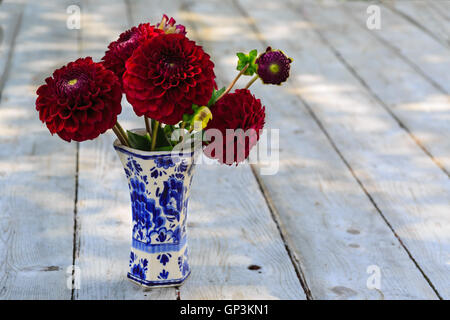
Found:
[36,15,292,165]
[35,15,292,287]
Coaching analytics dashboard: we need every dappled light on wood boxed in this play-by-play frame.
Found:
[0,0,449,300]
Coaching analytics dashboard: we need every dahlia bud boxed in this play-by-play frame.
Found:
[158,14,187,35]
[255,47,292,85]
[191,106,213,131]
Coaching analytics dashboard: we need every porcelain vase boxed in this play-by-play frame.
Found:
[114,136,196,288]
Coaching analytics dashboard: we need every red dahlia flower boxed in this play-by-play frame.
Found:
[204,89,265,165]
[101,23,163,88]
[123,33,216,125]
[35,57,122,142]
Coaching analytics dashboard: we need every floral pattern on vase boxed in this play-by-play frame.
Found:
[115,138,196,287]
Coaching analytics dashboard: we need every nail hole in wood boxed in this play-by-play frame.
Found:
[248,264,261,271]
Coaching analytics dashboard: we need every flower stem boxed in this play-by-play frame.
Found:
[115,121,129,144]
[112,124,129,147]
[144,116,151,135]
[245,75,259,89]
[151,120,160,151]
[216,63,249,101]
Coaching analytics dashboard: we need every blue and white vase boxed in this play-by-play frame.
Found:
[114,135,196,288]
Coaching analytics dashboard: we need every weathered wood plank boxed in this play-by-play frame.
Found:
[383,0,450,48]
[238,0,450,298]
[129,0,307,299]
[0,0,24,97]
[344,0,450,94]
[0,0,79,299]
[187,0,440,299]
[429,0,450,16]
[74,0,175,299]
[295,1,450,178]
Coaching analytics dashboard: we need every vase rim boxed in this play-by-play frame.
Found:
[113,128,196,159]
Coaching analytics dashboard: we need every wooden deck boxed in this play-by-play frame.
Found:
[0,0,449,299]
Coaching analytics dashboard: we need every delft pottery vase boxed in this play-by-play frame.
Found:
[114,135,196,288]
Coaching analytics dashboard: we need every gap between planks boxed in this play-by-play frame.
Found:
[347,2,449,97]
[71,0,82,299]
[0,3,24,103]
[226,0,312,299]
[334,2,450,177]
[250,165,313,299]
[288,0,444,299]
[171,0,307,299]
[381,0,450,50]
[291,92,443,300]
[233,0,443,299]
[71,142,80,300]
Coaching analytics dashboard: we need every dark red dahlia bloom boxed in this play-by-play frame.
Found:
[101,23,163,88]
[256,47,292,85]
[123,33,216,125]
[204,89,265,165]
[35,57,122,142]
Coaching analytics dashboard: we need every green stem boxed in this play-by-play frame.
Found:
[144,116,151,135]
[112,124,128,147]
[245,75,259,89]
[216,63,249,102]
[151,120,160,151]
[115,121,129,146]
[178,123,186,144]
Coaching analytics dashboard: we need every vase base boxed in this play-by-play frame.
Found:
[127,271,191,289]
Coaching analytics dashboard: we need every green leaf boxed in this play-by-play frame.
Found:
[236,49,258,76]
[207,86,226,107]
[182,113,193,123]
[155,124,172,149]
[236,52,246,60]
[163,125,175,146]
[127,130,152,151]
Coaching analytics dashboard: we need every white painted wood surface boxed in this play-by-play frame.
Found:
[430,0,450,14]
[346,0,450,94]
[240,0,450,298]
[0,0,78,299]
[129,0,306,300]
[296,0,450,179]
[383,0,450,48]
[0,0,24,87]
[189,0,439,300]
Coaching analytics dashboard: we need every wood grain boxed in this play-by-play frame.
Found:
[239,0,450,298]
[0,0,78,299]
[128,0,307,300]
